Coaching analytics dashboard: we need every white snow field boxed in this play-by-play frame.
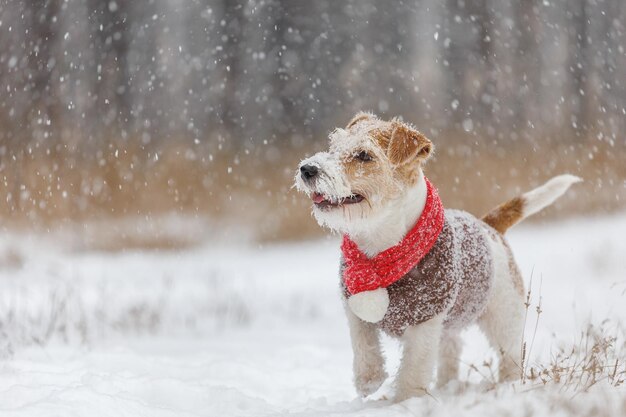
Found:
[0,212,625,416]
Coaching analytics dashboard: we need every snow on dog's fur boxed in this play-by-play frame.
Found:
[295,112,581,402]
[295,112,431,256]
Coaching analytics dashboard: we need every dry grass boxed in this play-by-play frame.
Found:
[526,321,626,392]
[0,133,624,248]
[522,280,625,393]
[467,275,626,396]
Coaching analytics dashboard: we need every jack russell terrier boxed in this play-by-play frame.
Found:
[294,112,580,402]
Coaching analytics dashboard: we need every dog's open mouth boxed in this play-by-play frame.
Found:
[311,192,364,209]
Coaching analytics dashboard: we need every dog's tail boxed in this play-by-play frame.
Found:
[482,174,582,234]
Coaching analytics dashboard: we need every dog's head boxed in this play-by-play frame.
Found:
[294,112,433,233]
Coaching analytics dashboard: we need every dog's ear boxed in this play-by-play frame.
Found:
[346,111,375,129]
[387,122,433,165]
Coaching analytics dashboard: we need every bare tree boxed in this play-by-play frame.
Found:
[87,0,133,139]
[566,0,590,137]
[23,0,62,142]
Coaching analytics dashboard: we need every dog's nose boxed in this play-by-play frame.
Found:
[300,164,319,181]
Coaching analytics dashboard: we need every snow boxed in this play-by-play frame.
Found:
[0,212,625,416]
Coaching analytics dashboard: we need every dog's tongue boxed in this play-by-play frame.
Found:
[312,193,326,204]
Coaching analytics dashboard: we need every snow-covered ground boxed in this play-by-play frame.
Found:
[0,212,625,416]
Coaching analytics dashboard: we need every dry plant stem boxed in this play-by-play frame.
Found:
[465,360,497,388]
[520,269,534,384]
[525,277,543,379]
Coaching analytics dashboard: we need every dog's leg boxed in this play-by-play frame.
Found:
[479,238,525,382]
[479,296,524,381]
[346,307,387,397]
[394,315,444,402]
[437,330,462,387]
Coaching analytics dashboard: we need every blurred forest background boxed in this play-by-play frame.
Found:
[0,0,625,246]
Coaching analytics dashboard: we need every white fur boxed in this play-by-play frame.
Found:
[294,151,352,203]
[294,148,375,233]
[345,306,388,397]
[522,174,581,218]
[478,232,525,381]
[349,171,427,257]
[394,315,444,402]
[347,288,389,323]
[437,330,462,387]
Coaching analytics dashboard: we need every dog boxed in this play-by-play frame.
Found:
[294,111,580,402]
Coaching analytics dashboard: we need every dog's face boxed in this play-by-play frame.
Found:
[295,112,433,233]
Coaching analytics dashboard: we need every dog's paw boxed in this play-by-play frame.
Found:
[354,367,387,397]
[393,386,427,403]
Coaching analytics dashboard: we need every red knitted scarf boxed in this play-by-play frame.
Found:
[341,178,445,295]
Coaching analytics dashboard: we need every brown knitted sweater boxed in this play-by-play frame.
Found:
[340,210,494,337]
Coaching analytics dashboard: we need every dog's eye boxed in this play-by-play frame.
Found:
[355,151,373,162]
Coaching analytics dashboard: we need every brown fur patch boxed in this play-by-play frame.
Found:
[499,237,525,296]
[331,115,434,207]
[342,154,387,190]
[370,128,422,187]
[482,197,525,234]
[387,123,432,166]
[340,145,400,209]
